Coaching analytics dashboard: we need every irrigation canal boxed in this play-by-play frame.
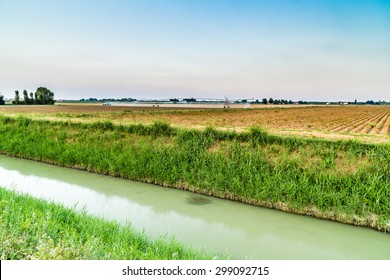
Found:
[1,155,389,259]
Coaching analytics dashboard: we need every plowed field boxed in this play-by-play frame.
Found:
[1,104,389,143]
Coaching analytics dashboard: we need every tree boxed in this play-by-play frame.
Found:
[183,97,197,103]
[35,87,55,105]
[262,98,268,104]
[29,92,34,104]
[0,94,5,105]
[170,98,179,103]
[23,90,30,105]
[34,91,38,104]
[13,90,20,105]
[268,98,274,104]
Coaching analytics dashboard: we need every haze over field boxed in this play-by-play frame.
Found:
[1,0,389,101]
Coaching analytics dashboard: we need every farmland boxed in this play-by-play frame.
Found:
[0,106,389,232]
[1,104,389,143]
[0,103,389,260]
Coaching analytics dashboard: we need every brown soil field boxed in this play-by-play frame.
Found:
[1,103,389,143]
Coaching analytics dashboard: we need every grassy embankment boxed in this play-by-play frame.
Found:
[0,115,389,231]
[0,188,216,260]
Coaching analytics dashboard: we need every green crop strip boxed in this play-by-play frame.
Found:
[0,116,389,231]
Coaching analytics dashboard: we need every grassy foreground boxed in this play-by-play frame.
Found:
[0,116,389,231]
[0,188,215,260]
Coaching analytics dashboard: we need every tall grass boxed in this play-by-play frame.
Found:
[0,188,217,260]
[0,115,389,231]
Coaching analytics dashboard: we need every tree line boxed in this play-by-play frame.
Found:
[0,87,55,105]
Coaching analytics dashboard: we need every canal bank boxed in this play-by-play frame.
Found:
[0,117,389,231]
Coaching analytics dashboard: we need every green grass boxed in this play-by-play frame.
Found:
[0,115,389,231]
[0,188,217,260]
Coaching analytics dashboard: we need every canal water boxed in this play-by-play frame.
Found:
[0,155,389,259]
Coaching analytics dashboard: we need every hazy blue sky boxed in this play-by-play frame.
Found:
[1,0,389,101]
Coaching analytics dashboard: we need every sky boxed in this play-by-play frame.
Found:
[0,0,389,101]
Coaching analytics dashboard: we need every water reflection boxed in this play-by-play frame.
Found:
[186,195,212,205]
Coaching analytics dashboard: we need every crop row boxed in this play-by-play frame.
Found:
[351,111,389,134]
[0,116,389,231]
[380,112,390,134]
[331,110,390,135]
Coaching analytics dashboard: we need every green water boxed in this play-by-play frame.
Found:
[0,155,389,259]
